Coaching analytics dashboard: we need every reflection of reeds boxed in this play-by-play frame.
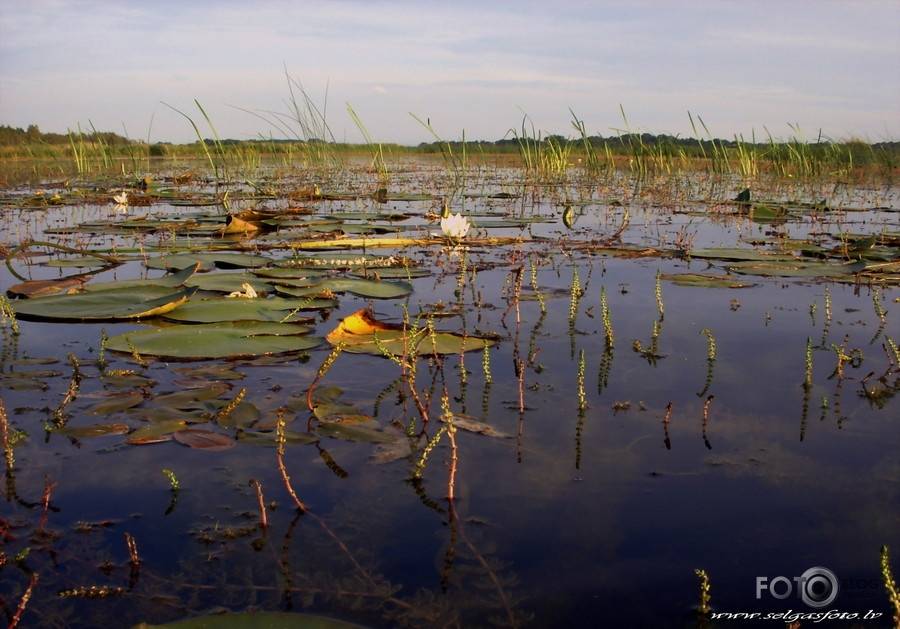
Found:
[701,396,714,450]
[662,402,672,450]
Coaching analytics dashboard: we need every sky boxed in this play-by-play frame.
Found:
[1,0,898,144]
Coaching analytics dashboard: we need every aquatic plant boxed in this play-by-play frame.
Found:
[655,269,665,320]
[161,468,179,492]
[576,349,587,412]
[275,408,307,512]
[881,545,900,628]
[694,568,711,616]
[600,286,614,348]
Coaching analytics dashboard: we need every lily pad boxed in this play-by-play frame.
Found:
[106,322,323,360]
[12,287,197,322]
[185,272,273,294]
[145,253,270,271]
[173,428,235,451]
[274,278,413,300]
[163,297,330,323]
[660,273,757,288]
[59,423,130,438]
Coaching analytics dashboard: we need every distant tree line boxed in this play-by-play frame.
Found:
[1,123,897,156]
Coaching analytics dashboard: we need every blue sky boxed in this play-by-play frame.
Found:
[1,0,898,144]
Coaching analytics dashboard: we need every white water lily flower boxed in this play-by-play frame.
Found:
[113,191,129,206]
[440,213,470,240]
[227,283,258,299]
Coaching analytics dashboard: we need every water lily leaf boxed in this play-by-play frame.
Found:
[748,203,789,223]
[163,298,327,323]
[145,253,270,271]
[133,611,365,628]
[326,308,494,356]
[59,423,130,438]
[275,278,413,299]
[83,263,200,292]
[313,402,371,424]
[292,237,435,251]
[106,322,322,360]
[173,428,235,451]
[236,430,319,446]
[7,275,89,298]
[173,365,245,381]
[44,257,118,268]
[154,383,231,408]
[445,415,510,438]
[251,268,328,279]
[727,260,866,278]
[316,422,398,444]
[660,273,757,288]
[88,391,145,415]
[371,438,412,464]
[351,267,429,279]
[185,272,273,294]
[127,420,188,445]
[12,287,197,321]
[689,248,796,262]
[217,401,260,429]
[101,372,156,389]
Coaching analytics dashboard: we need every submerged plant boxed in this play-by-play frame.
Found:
[162,468,179,492]
[600,286,614,348]
[655,270,665,320]
[695,568,711,616]
[576,349,587,412]
[697,328,717,396]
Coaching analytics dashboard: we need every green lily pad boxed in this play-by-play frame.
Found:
[88,391,145,415]
[59,423,130,438]
[689,248,797,262]
[12,286,197,322]
[727,260,866,278]
[163,297,331,323]
[185,273,273,294]
[660,273,757,288]
[127,420,189,445]
[145,253,270,271]
[351,267,429,279]
[106,322,323,360]
[274,278,413,299]
[83,264,200,292]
